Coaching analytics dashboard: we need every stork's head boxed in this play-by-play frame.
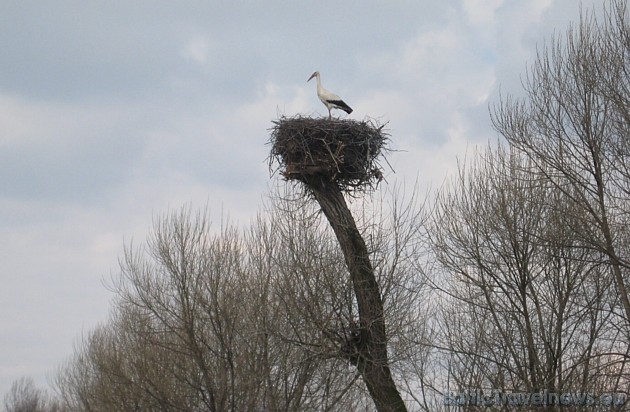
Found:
[307,71,319,82]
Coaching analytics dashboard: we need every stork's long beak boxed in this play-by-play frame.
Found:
[307,72,317,82]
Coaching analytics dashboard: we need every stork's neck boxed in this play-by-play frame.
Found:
[315,75,324,92]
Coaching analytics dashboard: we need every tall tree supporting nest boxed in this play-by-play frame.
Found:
[269,116,407,412]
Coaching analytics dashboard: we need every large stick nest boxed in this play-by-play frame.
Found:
[268,116,390,192]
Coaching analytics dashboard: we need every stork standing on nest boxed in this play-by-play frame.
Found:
[307,71,353,120]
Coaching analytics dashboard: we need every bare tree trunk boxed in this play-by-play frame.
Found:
[306,179,407,412]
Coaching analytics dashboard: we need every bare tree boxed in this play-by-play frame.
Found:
[491,0,630,331]
[264,183,433,410]
[4,377,44,412]
[53,176,434,411]
[54,187,431,411]
[56,207,311,411]
[3,377,62,412]
[429,145,625,410]
[111,207,326,411]
[268,115,418,411]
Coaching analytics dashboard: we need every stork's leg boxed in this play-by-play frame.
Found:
[328,108,332,120]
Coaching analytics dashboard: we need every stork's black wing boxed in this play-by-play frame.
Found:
[327,99,353,114]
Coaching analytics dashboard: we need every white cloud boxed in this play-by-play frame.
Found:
[0,96,75,148]
[182,35,211,65]
[463,0,504,26]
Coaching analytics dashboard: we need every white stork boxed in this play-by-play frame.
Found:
[307,71,353,119]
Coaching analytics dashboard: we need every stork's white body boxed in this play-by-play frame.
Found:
[307,71,353,119]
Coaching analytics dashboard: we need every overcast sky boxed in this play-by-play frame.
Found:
[0,0,602,397]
